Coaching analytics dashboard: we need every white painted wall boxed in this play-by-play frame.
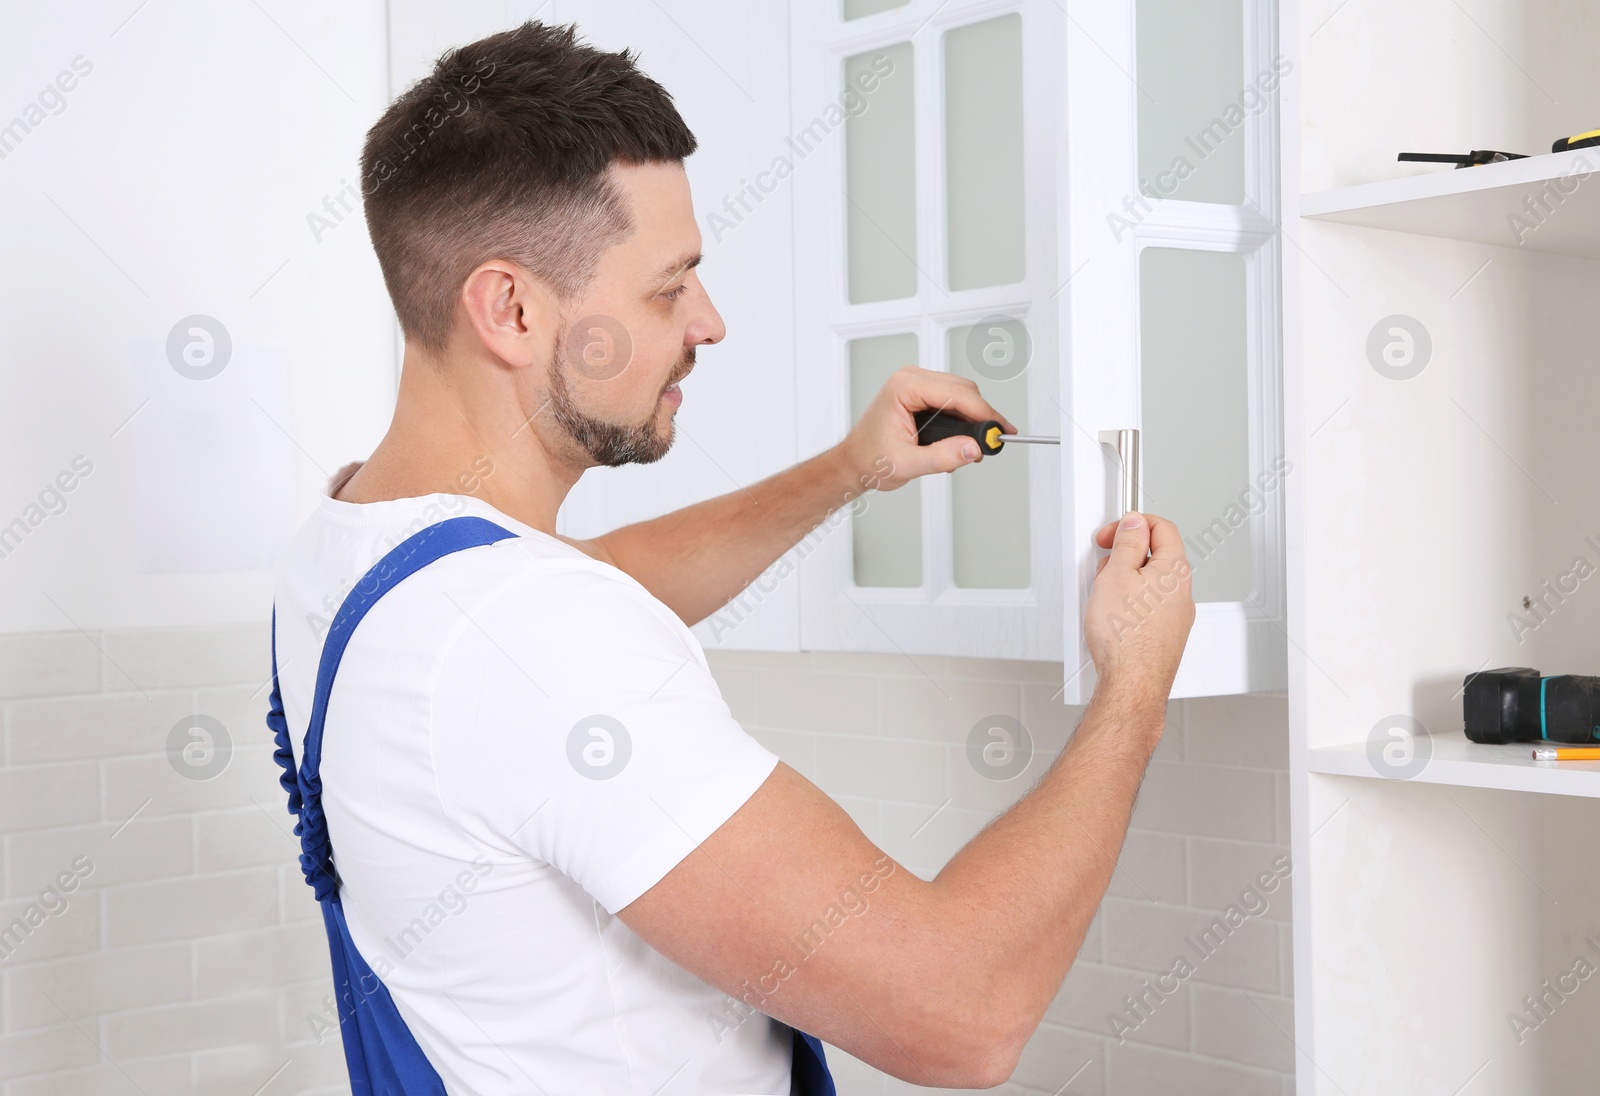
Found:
[0,0,394,634]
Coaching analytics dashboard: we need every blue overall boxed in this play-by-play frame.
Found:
[267,515,835,1095]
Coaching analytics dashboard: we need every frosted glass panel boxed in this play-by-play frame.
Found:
[1139,248,1250,603]
[944,15,1025,290]
[845,43,917,303]
[948,321,1030,588]
[1137,0,1245,204]
[850,334,921,587]
[844,0,909,18]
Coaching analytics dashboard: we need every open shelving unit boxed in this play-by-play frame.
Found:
[1283,1,1600,1092]
[1307,730,1600,799]
[1302,146,1600,258]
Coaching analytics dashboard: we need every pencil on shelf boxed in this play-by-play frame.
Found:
[1531,746,1600,761]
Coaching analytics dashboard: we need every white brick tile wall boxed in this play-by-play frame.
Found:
[0,635,99,703]
[815,735,944,804]
[193,923,330,1000]
[877,674,1021,746]
[0,624,336,1095]
[1132,760,1279,842]
[1185,694,1290,769]
[0,626,1291,1094]
[102,750,283,822]
[6,818,191,896]
[0,893,101,966]
[755,669,880,735]
[100,991,281,1059]
[1100,898,1282,994]
[5,944,190,1032]
[1188,838,1293,923]
[5,1055,193,1096]
[194,808,298,875]
[1189,984,1296,1072]
[5,694,193,764]
[97,628,267,692]
[1108,1040,1282,1096]
[1047,961,1191,1051]
[0,1025,102,1081]
[102,870,280,949]
[0,765,99,833]
[1104,830,1188,905]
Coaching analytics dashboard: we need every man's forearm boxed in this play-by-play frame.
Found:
[924,681,1168,1048]
[594,443,883,627]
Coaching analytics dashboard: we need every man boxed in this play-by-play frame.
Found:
[271,19,1194,1095]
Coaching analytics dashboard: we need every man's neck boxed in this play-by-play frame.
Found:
[332,350,580,536]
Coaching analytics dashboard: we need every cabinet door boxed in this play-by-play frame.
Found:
[1061,0,1286,701]
[791,0,1065,662]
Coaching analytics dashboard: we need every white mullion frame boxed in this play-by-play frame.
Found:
[1241,0,1279,225]
[911,15,949,604]
[796,0,1063,657]
[825,0,1033,609]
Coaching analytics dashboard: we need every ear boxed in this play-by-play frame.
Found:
[458,259,557,368]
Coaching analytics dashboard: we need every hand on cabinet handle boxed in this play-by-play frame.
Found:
[1097,429,1141,516]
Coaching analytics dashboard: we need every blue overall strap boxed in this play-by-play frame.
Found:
[792,1027,836,1095]
[268,516,518,1096]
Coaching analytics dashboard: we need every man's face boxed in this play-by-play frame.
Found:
[545,160,724,467]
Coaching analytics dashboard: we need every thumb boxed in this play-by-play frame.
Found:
[927,435,982,473]
[1105,511,1150,570]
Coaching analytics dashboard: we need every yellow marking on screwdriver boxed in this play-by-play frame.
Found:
[985,426,1002,451]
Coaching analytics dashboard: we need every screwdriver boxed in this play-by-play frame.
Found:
[913,409,1060,455]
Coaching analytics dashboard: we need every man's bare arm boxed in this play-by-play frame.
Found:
[616,513,1196,1086]
[586,367,1016,626]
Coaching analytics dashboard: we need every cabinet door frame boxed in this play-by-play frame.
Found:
[792,0,1066,663]
[1061,0,1286,701]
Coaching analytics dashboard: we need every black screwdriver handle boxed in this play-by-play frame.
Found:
[913,409,1005,455]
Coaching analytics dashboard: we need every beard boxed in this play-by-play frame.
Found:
[546,336,693,468]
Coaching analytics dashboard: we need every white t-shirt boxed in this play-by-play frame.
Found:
[272,468,791,1095]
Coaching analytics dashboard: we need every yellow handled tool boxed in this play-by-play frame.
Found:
[913,409,1059,454]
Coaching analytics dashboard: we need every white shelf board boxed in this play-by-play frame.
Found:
[1307,728,1600,798]
[1301,148,1600,259]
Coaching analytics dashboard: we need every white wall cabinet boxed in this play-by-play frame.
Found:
[788,0,1288,697]
[1283,1,1600,1091]
[392,1,1289,699]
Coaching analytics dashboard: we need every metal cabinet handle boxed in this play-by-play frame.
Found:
[1097,428,1141,516]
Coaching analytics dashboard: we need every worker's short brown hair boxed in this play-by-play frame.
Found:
[361,21,697,352]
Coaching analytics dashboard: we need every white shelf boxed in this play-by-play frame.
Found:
[1307,728,1600,798]
[1301,148,1600,259]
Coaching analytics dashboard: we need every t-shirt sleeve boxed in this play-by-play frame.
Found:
[430,556,781,914]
